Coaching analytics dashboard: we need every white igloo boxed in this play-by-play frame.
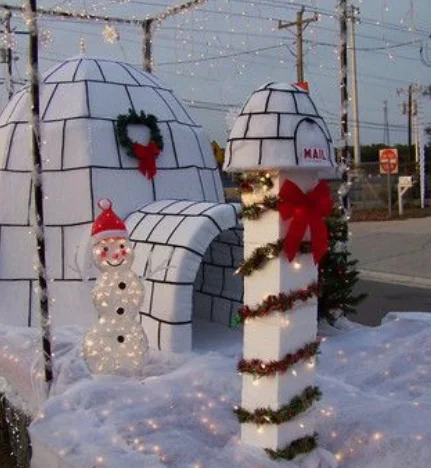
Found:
[0,56,242,352]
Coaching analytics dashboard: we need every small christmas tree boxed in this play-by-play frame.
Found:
[317,205,367,324]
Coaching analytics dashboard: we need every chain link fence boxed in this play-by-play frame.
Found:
[348,160,431,210]
[220,158,431,211]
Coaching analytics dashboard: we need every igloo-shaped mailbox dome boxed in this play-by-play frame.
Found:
[223,82,335,172]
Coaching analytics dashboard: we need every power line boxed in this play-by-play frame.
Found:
[302,36,424,52]
[31,11,427,50]
[11,32,416,94]
[153,24,425,63]
[18,20,423,68]
[182,98,409,129]
[6,2,426,68]
[187,102,410,134]
[129,0,431,38]
[155,39,420,87]
[3,1,426,135]
[157,42,287,65]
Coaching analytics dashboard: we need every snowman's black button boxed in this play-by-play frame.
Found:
[118,282,126,290]
[117,335,125,343]
[116,307,125,315]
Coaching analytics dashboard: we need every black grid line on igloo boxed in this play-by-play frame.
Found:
[0,57,196,128]
[126,200,242,350]
[0,58,220,164]
[0,219,97,328]
[224,83,335,171]
[0,57,223,226]
[0,57,228,333]
[193,226,243,327]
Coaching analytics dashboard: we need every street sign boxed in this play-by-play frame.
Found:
[379,148,399,175]
[399,176,413,188]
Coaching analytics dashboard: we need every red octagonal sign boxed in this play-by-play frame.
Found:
[379,148,398,175]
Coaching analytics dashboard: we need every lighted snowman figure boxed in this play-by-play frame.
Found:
[82,199,149,377]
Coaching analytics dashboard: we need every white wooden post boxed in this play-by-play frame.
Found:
[241,170,319,450]
[224,83,338,463]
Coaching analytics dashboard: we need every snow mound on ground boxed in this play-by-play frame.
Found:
[32,346,336,468]
[1,312,431,467]
[319,313,431,467]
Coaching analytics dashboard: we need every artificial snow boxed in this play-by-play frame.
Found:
[1,312,431,467]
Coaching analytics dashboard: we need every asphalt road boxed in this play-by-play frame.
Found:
[351,279,431,326]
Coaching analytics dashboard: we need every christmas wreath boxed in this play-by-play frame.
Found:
[116,109,164,179]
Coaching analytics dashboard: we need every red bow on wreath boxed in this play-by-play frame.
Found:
[277,179,333,264]
[133,141,161,180]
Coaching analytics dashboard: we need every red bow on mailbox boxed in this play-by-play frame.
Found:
[133,141,161,180]
[277,179,333,264]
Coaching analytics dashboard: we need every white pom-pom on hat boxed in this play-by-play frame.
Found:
[97,198,112,211]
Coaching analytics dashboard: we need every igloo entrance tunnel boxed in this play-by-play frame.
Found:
[0,56,242,352]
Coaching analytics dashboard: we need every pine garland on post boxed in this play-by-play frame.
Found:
[317,205,367,323]
[231,170,326,460]
[265,434,319,461]
[234,386,322,425]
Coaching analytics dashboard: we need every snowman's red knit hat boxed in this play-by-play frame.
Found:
[91,199,128,243]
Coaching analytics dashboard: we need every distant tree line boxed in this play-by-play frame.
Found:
[358,144,430,166]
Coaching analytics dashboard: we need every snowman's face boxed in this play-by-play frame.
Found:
[92,237,134,272]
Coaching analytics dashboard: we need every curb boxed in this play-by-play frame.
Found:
[359,269,431,289]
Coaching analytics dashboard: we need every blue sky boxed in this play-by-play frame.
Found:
[2,0,431,148]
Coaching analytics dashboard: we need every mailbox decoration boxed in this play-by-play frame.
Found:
[224,82,337,465]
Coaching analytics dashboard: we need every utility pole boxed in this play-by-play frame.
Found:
[408,83,413,167]
[416,96,426,208]
[278,7,318,83]
[413,98,419,163]
[338,0,350,213]
[142,0,208,72]
[339,0,348,165]
[383,100,390,146]
[398,84,424,172]
[1,9,13,99]
[0,15,28,98]
[348,5,360,165]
